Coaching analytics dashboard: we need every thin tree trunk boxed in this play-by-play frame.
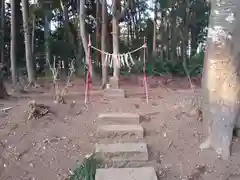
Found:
[101,0,108,88]
[79,0,94,78]
[200,0,240,160]
[44,11,51,72]
[10,0,18,85]
[63,1,70,75]
[31,12,36,74]
[22,0,35,84]
[96,0,101,63]
[152,0,157,56]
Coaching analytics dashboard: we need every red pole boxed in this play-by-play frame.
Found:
[143,37,149,104]
[85,35,92,104]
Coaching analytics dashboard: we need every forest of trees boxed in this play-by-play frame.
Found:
[0,0,209,88]
[2,0,240,160]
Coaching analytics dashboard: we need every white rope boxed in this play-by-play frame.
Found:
[91,45,145,55]
[91,45,144,70]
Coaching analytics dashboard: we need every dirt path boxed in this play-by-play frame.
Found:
[0,77,240,180]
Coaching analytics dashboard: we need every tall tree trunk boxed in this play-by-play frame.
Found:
[200,0,240,160]
[101,0,108,88]
[0,0,4,64]
[79,0,94,78]
[62,1,70,75]
[152,0,157,56]
[96,0,101,63]
[22,0,35,84]
[31,12,36,74]
[10,0,18,85]
[44,10,51,73]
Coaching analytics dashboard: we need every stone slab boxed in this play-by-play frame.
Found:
[109,76,120,89]
[95,143,148,161]
[98,113,140,125]
[95,167,157,180]
[97,124,144,139]
[103,88,126,98]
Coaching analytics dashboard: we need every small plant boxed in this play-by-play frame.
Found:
[69,153,101,180]
[47,56,75,104]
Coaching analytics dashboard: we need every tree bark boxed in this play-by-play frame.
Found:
[22,0,35,84]
[31,10,36,74]
[10,0,18,85]
[0,76,7,98]
[79,0,94,78]
[62,1,70,75]
[200,0,240,160]
[44,9,51,72]
[101,0,108,89]
[0,0,4,64]
[152,0,157,56]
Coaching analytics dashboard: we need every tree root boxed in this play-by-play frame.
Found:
[54,94,66,104]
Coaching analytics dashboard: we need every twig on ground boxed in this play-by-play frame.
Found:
[0,107,12,112]
[167,140,173,150]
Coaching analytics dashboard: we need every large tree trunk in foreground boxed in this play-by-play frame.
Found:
[22,0,35,84]
[200,0,240,160]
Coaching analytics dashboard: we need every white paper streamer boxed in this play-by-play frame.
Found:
[109,54,113,68]
[124,54,130,68]
[129,53,135,65]
[120,55,125,67]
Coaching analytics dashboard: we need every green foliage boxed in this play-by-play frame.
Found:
[69,154,101,180]
[3,0,209,80]
[121,50,204,77]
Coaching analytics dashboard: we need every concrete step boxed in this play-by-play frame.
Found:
[95,167,157,180]
[95,143,148,162]
[97,124,144,140]
[103,88,126,98]
[98,113,140,125]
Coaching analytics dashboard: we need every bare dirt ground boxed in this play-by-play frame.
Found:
[0,76,240,180]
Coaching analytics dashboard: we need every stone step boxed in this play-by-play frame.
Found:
[98,113,140,125]
[95,167,157,180]
[103,88,126,98]
[97,124,144,140]
[95,143,148,162]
